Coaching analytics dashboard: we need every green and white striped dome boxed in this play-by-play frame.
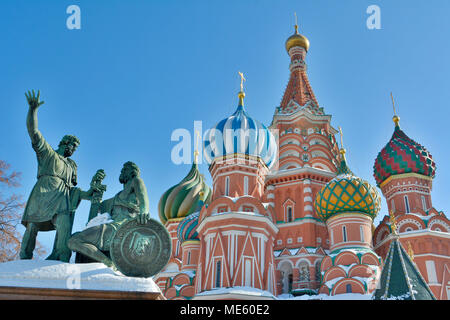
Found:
[158,162,211,224]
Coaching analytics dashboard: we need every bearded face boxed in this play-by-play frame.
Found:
[119,162,140,184]
[119,166,133,184]
[58,135,80,158]
[64,143,78,157]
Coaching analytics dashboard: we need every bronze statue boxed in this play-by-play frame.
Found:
[68,161,150,269]
[20,90,96,262]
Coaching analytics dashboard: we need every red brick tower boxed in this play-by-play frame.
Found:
[373,99,450,300]
[266,22,341,295]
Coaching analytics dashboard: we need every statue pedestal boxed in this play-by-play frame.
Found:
[0,260,165,300]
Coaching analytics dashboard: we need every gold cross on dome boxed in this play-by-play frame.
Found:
[338,126,344,149]
[391,92,397,116]
[238,71,246,92]
[294,12,299,33]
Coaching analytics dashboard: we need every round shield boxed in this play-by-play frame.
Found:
[110,218,172,278]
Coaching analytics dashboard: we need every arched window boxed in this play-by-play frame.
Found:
[187,251,191,265]
[243,176,249,195]
[421,195,427,211]
[244,259,252,287]
[287,206,293,222]
[225,176,230,196]
[360,225,364,242]
[342,226,348,242]
[298,262,310,282]
[346,284,352,293]
[215,260,221,288]
[176,240,180,256]
[315,261,321,282]
[404,195,410,213]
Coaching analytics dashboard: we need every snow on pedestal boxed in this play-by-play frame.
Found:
[0,260,161,294]
[194,286,277,300]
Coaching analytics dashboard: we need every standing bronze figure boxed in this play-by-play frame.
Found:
[20,90,94,262]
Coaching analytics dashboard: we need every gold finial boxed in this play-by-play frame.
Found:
[238,71,246,92]
[338,126,346,158]
[407,241,415,261]
[389,211,398,235]
[238,71,246,105]
[294,12,299,33]
[194,130,200,164]
[391,92,400,127]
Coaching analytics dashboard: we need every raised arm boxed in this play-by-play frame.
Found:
[25,90,45,139]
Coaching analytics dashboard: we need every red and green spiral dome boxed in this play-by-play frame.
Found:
[373,123,436,187]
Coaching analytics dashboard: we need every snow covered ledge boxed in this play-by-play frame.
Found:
[0,260,165,300]
[193,286,277,300]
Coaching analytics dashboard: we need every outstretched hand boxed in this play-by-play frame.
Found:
[25,90,45,110]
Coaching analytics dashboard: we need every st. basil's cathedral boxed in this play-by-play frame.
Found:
[153,22,450,300]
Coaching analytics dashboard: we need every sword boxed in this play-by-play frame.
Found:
[88,169,107,223]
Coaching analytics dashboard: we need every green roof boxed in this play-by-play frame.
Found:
[373,237,436,300]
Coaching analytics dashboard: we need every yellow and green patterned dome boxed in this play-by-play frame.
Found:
[158,161,211,224]
[314,150,381,221]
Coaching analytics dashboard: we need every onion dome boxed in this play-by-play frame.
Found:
[373,117,436,187]
[314,149,381,222]
[177,211,200,243]
[285,24,310,53]
[158,161,211,224]
[203,89,278,168]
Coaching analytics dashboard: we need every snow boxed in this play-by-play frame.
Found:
[181,270,196,278]
[382,292,412,300]
[174,284,187,290]
[0,260,161,293]
[306,247,317,254]
[85,213,113,229]
[352,276,373,286]
[211,211,264,218]
[407,212,435,221]
[278,293,373,300]
[324,276,344,288]
[336,263,356,274]
[196,286,276,299]
[328,247,378,259]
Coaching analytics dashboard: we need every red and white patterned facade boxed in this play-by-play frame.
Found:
[154,24,450,300]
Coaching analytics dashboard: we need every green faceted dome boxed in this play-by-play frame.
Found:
[373,122,436,187]
[314,152,381,221]
[158,161,211,224]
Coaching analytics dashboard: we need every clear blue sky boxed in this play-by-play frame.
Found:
[1,0,449,255]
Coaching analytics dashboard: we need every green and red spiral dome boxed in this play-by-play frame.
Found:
[373,123,436,187]
[158,161,211,224]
